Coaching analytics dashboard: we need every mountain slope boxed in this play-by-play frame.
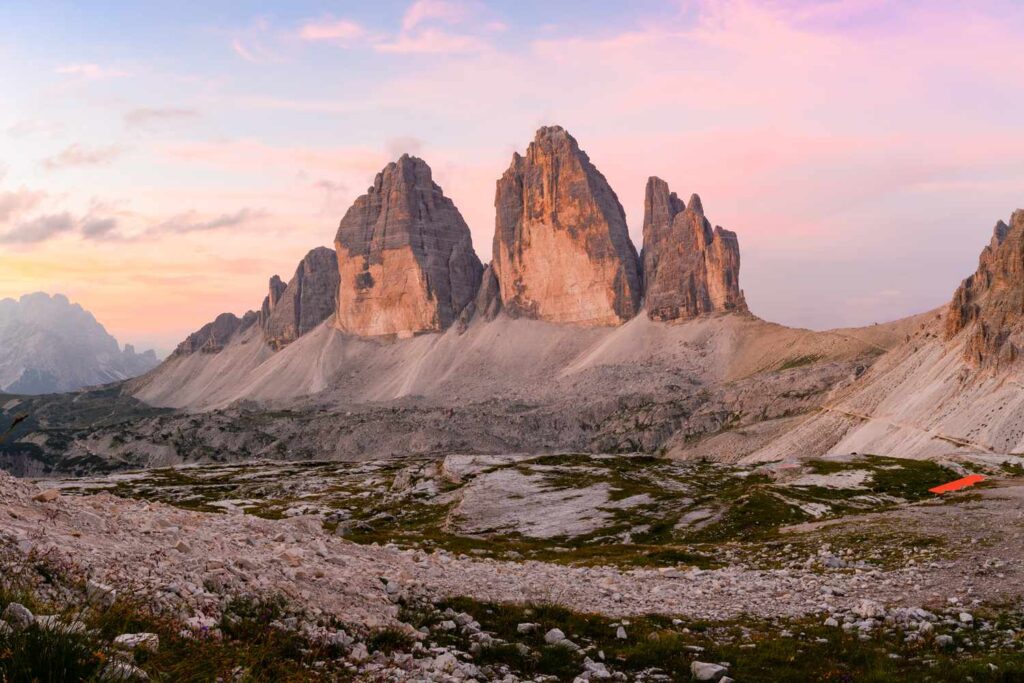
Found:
[0,293,158,394]
[747,212,1024,462]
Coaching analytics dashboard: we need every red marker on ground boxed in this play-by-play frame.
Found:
[929,474,985,494]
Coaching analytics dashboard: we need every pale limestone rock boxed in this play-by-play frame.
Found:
[334,155,483,337]
[641,177,746,321]
[493,126,641,326]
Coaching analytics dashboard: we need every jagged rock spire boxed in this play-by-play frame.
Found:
[641,177,746,321]
[492,125,641,326]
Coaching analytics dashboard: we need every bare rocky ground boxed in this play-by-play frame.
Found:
[3,452,1024,680]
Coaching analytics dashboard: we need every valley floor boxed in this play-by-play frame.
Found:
[2,453,1024,680]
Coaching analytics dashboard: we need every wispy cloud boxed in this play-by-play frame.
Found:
[298,17,366,43]
[147,208,267,236]
[0,189,46,222]
[124,107,200,128]
[42,144,125,171]
[54,63,128,80]
[0,213,75,244]
[6,120,63,139]
[375,28,488,54]
[229,16,282,64]
[402,0,472,31]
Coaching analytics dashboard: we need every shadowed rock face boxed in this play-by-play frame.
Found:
[258,276,287,330]
[946,210,1024,366]
[641,178,746,321]
[334,155,483,338]
[174,313,245,355]
[492,126,641,326]
[263,247,340,350]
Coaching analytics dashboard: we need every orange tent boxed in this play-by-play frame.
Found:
[929,474,985,494]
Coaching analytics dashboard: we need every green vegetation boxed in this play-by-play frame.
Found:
[405,597,1024,682]
[54,453,970,570]
[0,575,352,682]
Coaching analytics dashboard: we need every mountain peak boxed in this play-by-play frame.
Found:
[642,180,746,322]
[492,126,641,326]
[334,156,482,337]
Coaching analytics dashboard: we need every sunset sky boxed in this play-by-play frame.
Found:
[2,0,1023,354]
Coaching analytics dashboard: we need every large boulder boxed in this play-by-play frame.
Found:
[263,247,340,349]
[334,155,483,337]
[641,177,746,321]
[946,209,1024,366]
[492,126,641,326]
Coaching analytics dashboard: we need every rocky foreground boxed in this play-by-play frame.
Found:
[3,459,1024,680]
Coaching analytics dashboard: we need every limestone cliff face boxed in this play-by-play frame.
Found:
[492,126,641,326]
[334,155,483,338]
[264,247,340,350]
[946,210,1024,366]
[641,178,746,321]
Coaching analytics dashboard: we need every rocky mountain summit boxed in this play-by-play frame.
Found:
[263,247,340,350]
[166,125,751,367]
[492,126,642,326]
[334,154,483,338]
[946,210,1024,367]
[641,178,746,321]
[0,293,157,394]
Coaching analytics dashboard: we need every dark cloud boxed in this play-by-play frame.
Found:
[124,107,201,128]
[0,213,75,244]
[80,216,120,240]
[42,144,124,170]
[147,208,267,235]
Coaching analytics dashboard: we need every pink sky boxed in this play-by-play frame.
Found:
[1,0,1023,353]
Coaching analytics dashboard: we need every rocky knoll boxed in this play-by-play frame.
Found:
[641,177,746,321]
[334,155,483,338]
[492,126,641,326]
[946,210,1024,367]
[263,247,340,350]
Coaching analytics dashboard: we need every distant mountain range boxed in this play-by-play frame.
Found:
[0,293,159,395]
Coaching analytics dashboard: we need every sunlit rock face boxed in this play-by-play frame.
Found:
[640,177,746,322]
[334,155,483,338]
[263,247,340,350]
[492,126,641,326]
[946,209,1024,367]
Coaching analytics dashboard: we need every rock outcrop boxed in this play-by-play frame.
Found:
[174,313,246,356]
[946,210,1024,367]
[641,178,746,321]
[258,276,287,329]
[492,126,641,326]
[334,155,483,338]
[263,247,340,350]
